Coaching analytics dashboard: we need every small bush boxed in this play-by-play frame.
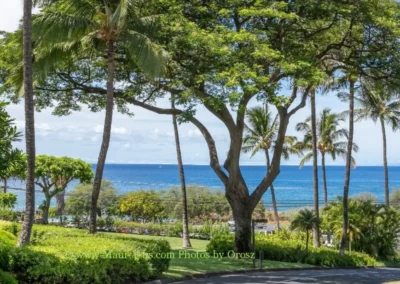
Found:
[206,234,234,256]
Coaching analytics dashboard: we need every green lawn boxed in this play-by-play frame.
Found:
[106,233,314,279]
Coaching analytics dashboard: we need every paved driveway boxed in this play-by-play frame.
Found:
[174,268,400,284]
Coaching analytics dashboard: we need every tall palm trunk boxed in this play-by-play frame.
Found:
[171,98,192,248]
[321,153,328,206]
[380,118,389,206]
[56,191,65,224]
[18,0,36,247]
[265,150,280,229]
[89,40,115,234]
[339,79,355,255]
[310,89,320,248]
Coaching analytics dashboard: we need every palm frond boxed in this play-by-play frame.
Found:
[123,30,168,78]
[299,152,313,169]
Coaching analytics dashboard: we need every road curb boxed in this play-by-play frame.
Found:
[144,266,377,284]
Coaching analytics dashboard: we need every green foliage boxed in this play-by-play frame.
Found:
[0,270,17,284]
[0,221,171,283]
[353,78,400,130]
[390,189,400,210]
[161,186,231,220]
[0,229,17,246]
[0,193,17,209]
[322,197,400,259]
[206,234,235,257]
[206,232,376,267]
[242,105,302,160]
[0,101,22,186]
[112,219,229,239]
[0,193,18,222]
[120,190,167,222]
[19,155,94,223]
[290,208,319,251]
[65,180,117,222]
[296,108,358,168]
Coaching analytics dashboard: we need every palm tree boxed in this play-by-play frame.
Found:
[309,88,320,248]
[322,197,364,254]
[171,95,192,249]
[296,108,359,205]
[242,105,302,230]
[18,0,36,247]
[340,77,356,256]
[353,78,400,206]
[32,0,167,233]
[290,208,319,251]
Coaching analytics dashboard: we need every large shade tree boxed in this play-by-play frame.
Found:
[17,155,93,224]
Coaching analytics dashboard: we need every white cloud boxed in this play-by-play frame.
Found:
[112,127,129,135]
[94,125,103,133]
[187,129,202,137]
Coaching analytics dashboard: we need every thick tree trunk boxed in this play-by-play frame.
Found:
[265,150,280,230]
[322,153,328,206]
[56,191,65,225]
[340,79,355,255]
[227,182,253,253]
[171,97,192,249]
[41,198,50,225]
[89,40,115,234]
[18,0,36,247]
[4,180,7,193]
[310,89,320,248]
[232,204,252,253]
[380,118,389,206]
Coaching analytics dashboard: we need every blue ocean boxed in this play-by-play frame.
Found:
[7,164,400,211]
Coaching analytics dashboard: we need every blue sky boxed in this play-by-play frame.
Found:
[1,0,399,166]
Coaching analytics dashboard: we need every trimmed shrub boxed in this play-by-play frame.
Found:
[206,233,376,267]
[0,221,172,283]
[206,234,234,257]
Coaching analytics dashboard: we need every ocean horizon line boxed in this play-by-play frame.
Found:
[96,163,400,167]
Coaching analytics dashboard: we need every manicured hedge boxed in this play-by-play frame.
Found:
[206,233,376,267]
[0,221,172,283]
